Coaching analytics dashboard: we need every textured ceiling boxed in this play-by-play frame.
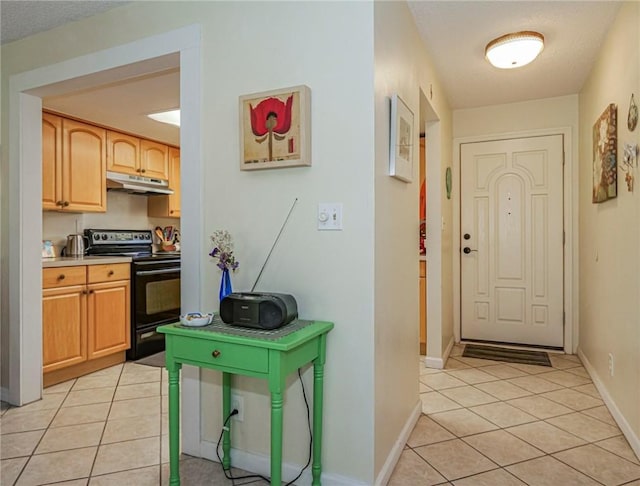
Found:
[1,0,623,133]
[1,1,129,45]
[408,1,621,109]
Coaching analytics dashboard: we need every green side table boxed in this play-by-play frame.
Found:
[158,320,334,486]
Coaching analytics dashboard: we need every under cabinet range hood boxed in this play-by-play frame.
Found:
[106,171,174,195]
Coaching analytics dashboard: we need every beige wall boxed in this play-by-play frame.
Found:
[1,1,378,481]
[373,1,452,479]
[578,0,640,454]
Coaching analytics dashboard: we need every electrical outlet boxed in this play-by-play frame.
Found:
[608,353,614,377]
[231,393,244,422]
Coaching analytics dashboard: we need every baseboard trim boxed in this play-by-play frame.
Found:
[374,400,421,486]
[200,440,367,485]
[578,348,640,461]
[424,335,455,369]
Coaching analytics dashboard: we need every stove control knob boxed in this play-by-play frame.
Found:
[93,234,99,241]
[101,234,108,240]
[145,234,151,240]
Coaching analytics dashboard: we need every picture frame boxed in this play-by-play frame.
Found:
[239,85,311,171]
[592,103,617,203]
[389,94,414,182]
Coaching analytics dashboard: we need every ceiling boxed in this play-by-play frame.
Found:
[1,1,622,141]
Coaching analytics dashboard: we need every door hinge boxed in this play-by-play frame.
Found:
[563,151,566,165]
[563,231,565,245]
[563,311,566,326]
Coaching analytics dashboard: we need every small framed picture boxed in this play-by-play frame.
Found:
[389,94,414,182]
[42,240,55,258]
[239,85,311,171]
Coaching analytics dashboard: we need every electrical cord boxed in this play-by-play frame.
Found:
[216,367,313,485]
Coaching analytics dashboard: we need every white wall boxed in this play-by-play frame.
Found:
[373,1,452,480]
[578,1,640,455]
[1,1,377,482]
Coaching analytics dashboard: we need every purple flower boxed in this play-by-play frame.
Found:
[209,230,239,272]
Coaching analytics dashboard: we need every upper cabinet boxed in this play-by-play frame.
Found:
[107,131,170,181]
[140,139,169,180]
[42,114,106,212]
[106,131,140,176]
[148,147,180,218]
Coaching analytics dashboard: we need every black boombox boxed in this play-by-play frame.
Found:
[220,292,298,330]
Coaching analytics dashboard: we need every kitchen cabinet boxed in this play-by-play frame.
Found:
[106,130,140,176]
[140,138,169,180]
[147,146,180,218]
[42,263,130,386]
[42,114,107,212]
[420,260,427,355]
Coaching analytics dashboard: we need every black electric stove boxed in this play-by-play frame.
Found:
[85,229,181,360]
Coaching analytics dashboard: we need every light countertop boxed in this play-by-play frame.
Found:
[42,256,132,268]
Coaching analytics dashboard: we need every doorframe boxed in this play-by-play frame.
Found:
[7,24,203,456]
[452,127,576,353]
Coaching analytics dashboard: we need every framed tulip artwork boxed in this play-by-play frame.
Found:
[239,85,311,170]
[389,94,414,182]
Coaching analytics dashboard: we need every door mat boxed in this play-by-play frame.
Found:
[462,344,551,367]
[135,351,165,368]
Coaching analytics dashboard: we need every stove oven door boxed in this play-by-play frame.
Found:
[129,259,180,359]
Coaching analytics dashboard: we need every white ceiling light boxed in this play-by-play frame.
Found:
[485,31,544,69]
[147,109,180,127]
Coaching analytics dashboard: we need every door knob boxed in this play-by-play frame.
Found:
[463,247,477,254]
[464,233,471,240]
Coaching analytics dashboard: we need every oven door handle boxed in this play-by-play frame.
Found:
[136,268,180,276]
[135,259,181,266]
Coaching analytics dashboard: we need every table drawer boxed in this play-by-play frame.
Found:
[172,337,269,373]
[43,266,86,288]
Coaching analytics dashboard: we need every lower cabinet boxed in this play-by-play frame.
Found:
[420,260,427,355]
[42,264,130,386]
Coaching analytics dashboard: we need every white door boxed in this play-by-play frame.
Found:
[460,135,564,348]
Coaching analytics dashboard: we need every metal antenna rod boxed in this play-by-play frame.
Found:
[250,197,299,292]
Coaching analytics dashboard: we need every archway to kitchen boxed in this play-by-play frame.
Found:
[7,26,203,455]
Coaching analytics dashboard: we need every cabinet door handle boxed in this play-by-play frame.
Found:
[140,169,146,174]
[82,290,89,295]
[88,289,95,294]
[107,270,114,276]
[63,201,70,207]
[212,350,221,358]
[56,200,64,207]
[169,210,174,214]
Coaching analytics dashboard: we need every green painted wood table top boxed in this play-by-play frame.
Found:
[158,319,334,486]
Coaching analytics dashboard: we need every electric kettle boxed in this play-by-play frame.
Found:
[64,234,88,257]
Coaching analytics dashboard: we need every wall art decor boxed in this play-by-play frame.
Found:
[239,85,311,170]
[389,94,414,182]
[628,93,638,131]
[622,143,639,192]
[592,103,618,203]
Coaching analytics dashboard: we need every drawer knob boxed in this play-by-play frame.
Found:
[58,274,65,280]
[212,350,221,358]
[108,270,114,276]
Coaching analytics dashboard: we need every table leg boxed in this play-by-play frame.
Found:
[271,390,284,485]
[222,372,232,470]
[312,336,327,486]
[168,363,182,486]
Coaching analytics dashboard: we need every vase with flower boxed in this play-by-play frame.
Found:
[209,230,239,302]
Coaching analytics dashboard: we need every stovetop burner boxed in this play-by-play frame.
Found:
[84,229,179,261]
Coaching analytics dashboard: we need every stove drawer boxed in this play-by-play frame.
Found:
[88,263,130,283]
[171,337,268,373]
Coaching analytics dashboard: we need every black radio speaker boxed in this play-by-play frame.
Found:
[220,292,298,330]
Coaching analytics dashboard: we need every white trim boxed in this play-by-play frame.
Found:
[578,348,640,460]
[452,127,575,353]
[200,441,368,486]
[374,400,421,486]
[424,334,454,369]
[8,26,203,460]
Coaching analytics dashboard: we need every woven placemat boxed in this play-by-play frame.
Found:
[178,315,313,340]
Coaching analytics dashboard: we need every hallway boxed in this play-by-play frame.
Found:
[390,345,640,485]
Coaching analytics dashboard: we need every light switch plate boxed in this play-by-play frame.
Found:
[318,203,343,230]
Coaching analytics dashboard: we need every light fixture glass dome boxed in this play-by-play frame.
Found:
[485,31,544,69]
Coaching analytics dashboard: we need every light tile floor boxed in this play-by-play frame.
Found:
[390,344,640,485]
[0,361,261,486]
[3,347,640,485]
